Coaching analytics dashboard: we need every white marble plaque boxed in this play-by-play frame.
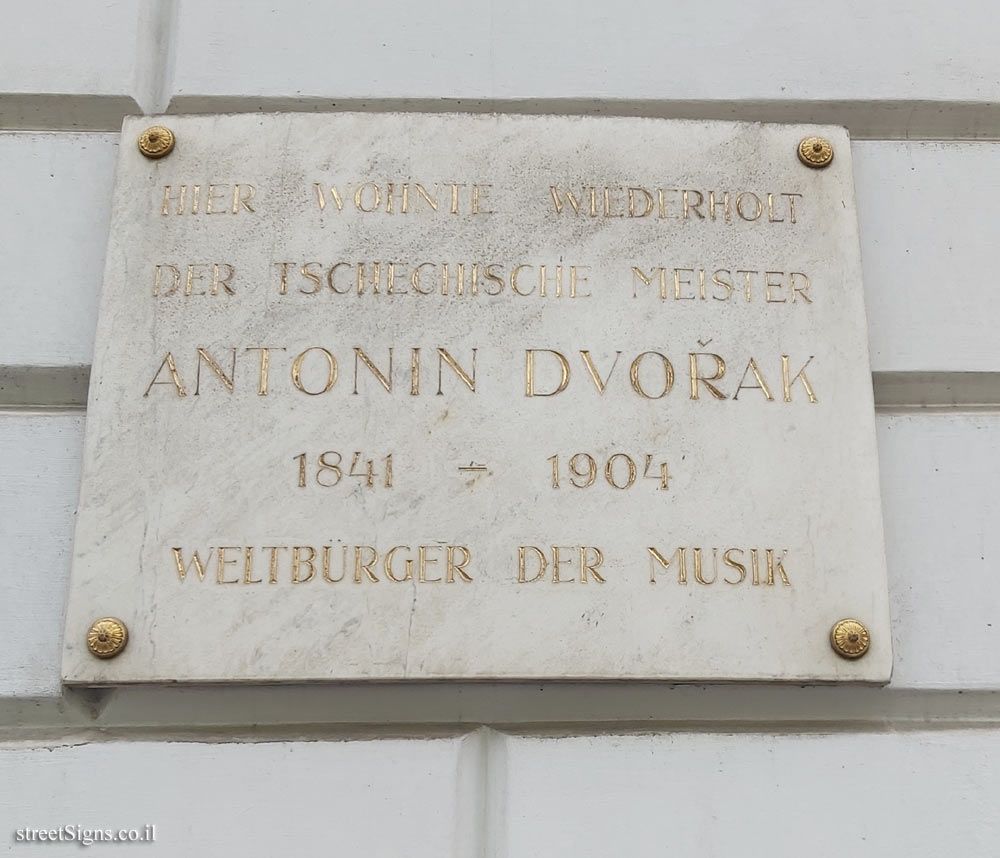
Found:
[62,113,891,684]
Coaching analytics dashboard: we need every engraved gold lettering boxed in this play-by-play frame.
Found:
[244,546,261,584]
[295,262,321,294]
[629,352,674,399]
[570,265,590,297]
[194,347,236,395]
[693,547,717,584]
[206,184,227,215]
[708,191,732,222]
[353,348,393,394]
[732,357,775,401]
[291,546,316,583]
[689,353,727,400]
[482,263,504,296]
[518,546,546,582]
[782,192,802,223]
[723,548,746,584]
[161,185,186,215]
[580,350,622,394]
[232,184,255,214]
[414,183,439,211]
[418,545,441,582]
[580,546,605,583]
[441,262,467,296]
[411,262,436,295]
[712,269,733,300]
[738,269,758,302]
[657,188,678,219]
[766,548,792,586]
[628,187,654,217]
[325,262,350,294]
[511,264,534,296]
[605,453,637,489]
[384,546,413,582]
[766,192,784,223]
[682,189,704,220]
[354,182,381,213]
[552,546,574,583]
[244,346,284,396]
[410,348,421,395]
[449,182,466,214]
[313,184,345,212]
[525,349,570,396]
[144,353,187,397]
[265,546,286,584]
[386,262,407,295]
[172,547,211,581]
[538,264,562,298]
[736,192,762,221]
[216,546,241,584]
[781,355,819,403]
[436,348,476,394]
[648,546,687,584]
[647,546,790,586]
[549,187,582,214]
[356,262,382,295]
[210,263,235,295]
[276,262,293,295]
[153,264,180,296]
[184,263,208,296]
[790,272,812,303]
[471,184,493,215]
[160,183,253,215]
[446,546,473,582]
[631,267,665,299]
[516,546,603,583]
[354,546,379,583]
[323,545,346,583]
[673,268,695,300]
[765,271,785,303]
[603,187,621,217]
[291,347,338,395]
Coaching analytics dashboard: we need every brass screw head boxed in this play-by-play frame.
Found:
[830,618,870,659]
[798,136,834,168]
[138,125,175,159]
[86,617,129,659]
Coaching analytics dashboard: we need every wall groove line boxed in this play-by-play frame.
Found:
[6,369,1000,411]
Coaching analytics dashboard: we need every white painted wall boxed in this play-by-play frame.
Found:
[1,1,998,855]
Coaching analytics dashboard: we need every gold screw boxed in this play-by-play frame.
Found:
[797,136,834,168]
[86,617,129,659]
[137,125,175,159]
[830,618,870,659]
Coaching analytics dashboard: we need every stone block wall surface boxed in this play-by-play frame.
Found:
[2,2,998,855]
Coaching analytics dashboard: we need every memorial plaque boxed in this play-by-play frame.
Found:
[62,113,892,684]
